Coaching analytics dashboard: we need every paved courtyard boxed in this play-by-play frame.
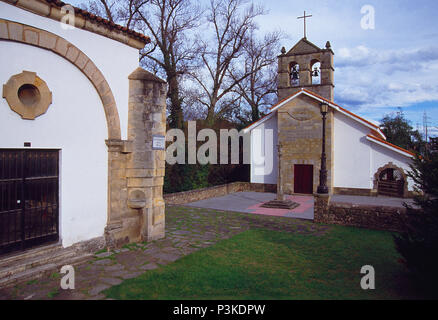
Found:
[187,192,315,220]
[186,192,415,219]
[0,205,329,300]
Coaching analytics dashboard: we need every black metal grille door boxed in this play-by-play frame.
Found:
[0,150,59,255]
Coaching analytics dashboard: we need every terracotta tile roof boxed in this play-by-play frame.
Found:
[257,88,383,133]
[278,88,381,130]
[367,134,415,157]
[2,0,150,47]
[45,0,150,44]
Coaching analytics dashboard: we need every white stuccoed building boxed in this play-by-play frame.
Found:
[0,0,167,257]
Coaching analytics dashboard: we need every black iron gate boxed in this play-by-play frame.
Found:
[0,149,59,255]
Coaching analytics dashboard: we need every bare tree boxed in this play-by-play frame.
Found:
[81,0,119,22]
[81,0,147,27]
[190,0,267,125]
[80,0,279,127]
[134,0,203,129]
[230,30,282,124]
[181,86,208,121]
[81,0,202,129]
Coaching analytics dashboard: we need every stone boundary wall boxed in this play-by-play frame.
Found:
[314,194,420,232]
[164,182,276,205]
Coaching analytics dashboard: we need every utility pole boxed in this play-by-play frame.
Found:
[424,111,430,152]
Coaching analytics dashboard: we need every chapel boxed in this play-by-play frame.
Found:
[0,0,166,256]
[246,37,415,199]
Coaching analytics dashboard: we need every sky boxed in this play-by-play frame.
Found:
[68,0,438,137]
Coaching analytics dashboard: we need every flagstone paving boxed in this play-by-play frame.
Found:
[0,205,329,300]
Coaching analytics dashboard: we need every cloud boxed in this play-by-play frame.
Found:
[337,46,438,68]
[335,45,438,111]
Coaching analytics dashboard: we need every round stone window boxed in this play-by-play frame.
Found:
[2,71,52,120]
[18,84,42,106]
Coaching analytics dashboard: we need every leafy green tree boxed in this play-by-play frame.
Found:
[393,151,438,294]
[380,109,424,153]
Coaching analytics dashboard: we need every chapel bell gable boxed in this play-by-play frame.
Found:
[278,38,335,102]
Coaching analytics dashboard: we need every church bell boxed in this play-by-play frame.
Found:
[291,66,299,80]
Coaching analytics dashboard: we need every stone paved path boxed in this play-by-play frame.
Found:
[0,206,329,300]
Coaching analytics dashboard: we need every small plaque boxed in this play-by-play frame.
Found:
[152,135,166,150]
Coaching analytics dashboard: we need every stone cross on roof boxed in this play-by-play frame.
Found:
[297,11,312,39]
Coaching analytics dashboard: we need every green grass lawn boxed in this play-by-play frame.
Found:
[104,226,419,300]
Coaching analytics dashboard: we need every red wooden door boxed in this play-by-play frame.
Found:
[294,165,314,194]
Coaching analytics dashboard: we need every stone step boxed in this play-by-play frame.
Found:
[262,205,295,209]
[0,253,93,289]
[260,200,300,210]
[0,243,63,269]
[0,248,79,279]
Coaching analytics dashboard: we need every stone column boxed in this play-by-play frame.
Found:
[127,67,167,242]
[299,64,311,86]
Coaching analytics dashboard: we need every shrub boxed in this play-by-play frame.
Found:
[393,151,438,292]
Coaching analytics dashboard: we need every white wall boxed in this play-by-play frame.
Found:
[0,41,108,247]
[0,2,140,140]
[250,114,278,184]
[334,111,414,191]
[333,112,373,189]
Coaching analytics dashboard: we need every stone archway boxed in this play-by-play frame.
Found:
[373,162,409,198]
[0,18,121,140]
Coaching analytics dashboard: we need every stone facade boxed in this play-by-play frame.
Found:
[277,94,334,195]
[278,38,334,102]
[275,38,335,198]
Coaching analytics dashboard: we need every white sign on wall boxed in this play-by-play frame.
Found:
[152,135,166,150]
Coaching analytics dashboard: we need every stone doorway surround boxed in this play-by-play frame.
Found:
[373,162,409,198]
[0,19,168,248]
[276,95,335,197]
